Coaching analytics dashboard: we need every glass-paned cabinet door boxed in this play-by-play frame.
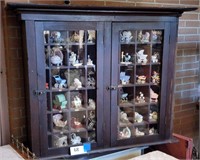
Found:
[36,22,103,155]
[111,23,168,146]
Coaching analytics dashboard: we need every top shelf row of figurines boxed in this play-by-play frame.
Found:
[43,30,163,45]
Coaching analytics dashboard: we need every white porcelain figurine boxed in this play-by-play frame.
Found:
[136,50,148,64]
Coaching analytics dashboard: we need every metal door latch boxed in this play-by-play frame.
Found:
[34,90,46,96]
[106,85,118,90]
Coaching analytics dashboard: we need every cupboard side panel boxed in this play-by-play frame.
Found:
[35,22,48,156]
[23,20,40,156]
[165,20,179,139]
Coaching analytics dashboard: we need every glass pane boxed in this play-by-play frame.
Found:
[117,29,164,139]
[44,29,97,148]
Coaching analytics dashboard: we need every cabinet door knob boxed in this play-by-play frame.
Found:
[106,86,117,90]
[33,90,46,96]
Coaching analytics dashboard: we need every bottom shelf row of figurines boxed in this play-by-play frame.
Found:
[49,131,96,148]
[118,125,158,140]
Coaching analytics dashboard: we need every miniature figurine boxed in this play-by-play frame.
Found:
[136,92,145,103]
[149,111,158,121]
[87,71,96,87]
[142,32,150,43]
[55,136,68,147]
[152,30,162,42]
[73,78,82,89]
[71,133,81,145]
[69,52,82,66]
[88,111,96,130]
[51,47,63,66]
[71,96,82,109]
[51,55,62,66]
[88,99,96,109]
[70,31,81,42]
[69,52,76,65]
[50,31,64,43]
[138,31,150,43]
[88,132,96,142]
[136,50,148,64]
[121,52,132,64]
[151,71,160,84]
[138,31,143,42]
[88,30,96,43]
[152,30,158,41]
[135,128,145,136]
[52,75,67,89]
[119,127,131,139]
[53,94,67,110]
[120,111,129,123]
[121,93,128,103]
[151,52,159,63]
[53,114,67,128]
[120,30,133,43]
[135,112,143,123]
[71,117,83,128]
[87,77,95,87]
[87,55,94,65]
[149,127,157,135]
[120,72,130,85]
[124,53,131,62]
[150,88,158,103]
[136,75,146,84]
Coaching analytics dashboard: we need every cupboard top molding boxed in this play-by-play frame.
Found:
[7,3,197,18]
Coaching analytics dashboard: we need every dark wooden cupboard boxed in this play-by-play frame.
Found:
[8,3,196,158]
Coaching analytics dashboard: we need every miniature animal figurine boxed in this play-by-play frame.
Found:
[149,111,158,121]
[88,30,96,43]
[88,99,96,109]
[53,114,67,128]
[151,52,159,63]
[135,128,145,136]
[119,127,131,139]
[71,133,81,145]
[135,112,143,123]
[120,111,129,123]
[55,136,68,147]
[73,78,82,89]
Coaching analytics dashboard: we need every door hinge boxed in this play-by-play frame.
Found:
[33,90,46,96]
